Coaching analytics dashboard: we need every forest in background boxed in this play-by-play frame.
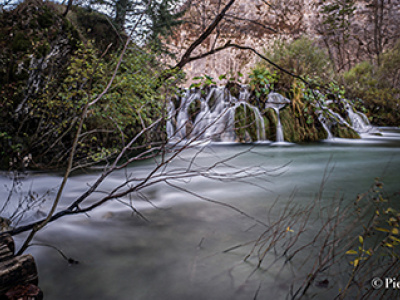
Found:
[0,0,399,170]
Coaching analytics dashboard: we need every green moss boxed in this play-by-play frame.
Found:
[234,105,259,142]
[280,107,296,142]
[317,124,328,140]
[264,108,277,141]
[226,82,240,99]
[263,116,271,138]
[332,124,361,139]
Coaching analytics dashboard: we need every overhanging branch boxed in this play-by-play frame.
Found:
[185,42,309,86]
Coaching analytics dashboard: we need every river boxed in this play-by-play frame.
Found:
[1,129,400,299]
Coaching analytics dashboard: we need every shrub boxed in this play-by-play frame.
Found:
[378,40,400,90]
[256,36,334,92]
[0,1,183,170]
[342,42,400,126]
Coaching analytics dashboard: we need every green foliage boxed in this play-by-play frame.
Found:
[189,75,216,90]
[144,0,185,54]
[0,1,183,169]
[11,32,31,52]
[378,40,400,89]
[94,46,167,145]
[72,5,124,53]
[0,0,82,168]
[342,46,400,126]
[37,5,55,28]
[343,61,375,89]
[257,37,334,92]
[249,67,277,100]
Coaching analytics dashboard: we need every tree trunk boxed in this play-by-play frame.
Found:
[63,0,73,16]
[0,255,38,294]
[0,234,41,299]
[0,235,14,263]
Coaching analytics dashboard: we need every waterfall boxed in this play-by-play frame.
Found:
[173,89,201,139]
[314,104,335,140]
[312,96,380,139]
[317,115,334,140]
[344,100,377,134]
[167,86,267,143]
[239,84,251,101]
[273,107,284,142]
[166,101,175,139]
[313,96,354,139]
[167,86,376,144]
[252,105,266,141]
[192,101,211,138]
[265,93,290,142]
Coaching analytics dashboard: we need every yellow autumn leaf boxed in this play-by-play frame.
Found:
[286,227,294,232]
[389,236,400,243]
[375,227,390,233]
[353,258,360,267]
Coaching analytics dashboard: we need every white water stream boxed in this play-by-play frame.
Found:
[167,87,377,143]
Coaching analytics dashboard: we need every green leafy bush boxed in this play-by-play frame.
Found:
[342,43,400,126]
[0,1,181,169]
[257,36,334,92]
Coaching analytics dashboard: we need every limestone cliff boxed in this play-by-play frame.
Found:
[169,0,400,84]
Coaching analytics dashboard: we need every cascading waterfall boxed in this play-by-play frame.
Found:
[272,107,284,142]
[317,114,334,139]
[167,85,378,144]
[265,93,290,143]
[175,90,201,138]
[166,101,175,139]
[167,86,267,143]
[313,95,353,139]
[343,100,377,134]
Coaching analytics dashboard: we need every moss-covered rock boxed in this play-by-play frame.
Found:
[226,82,240,99]
[234,104,259,142]
[264,108,277,141]
[263,103,337,143]
[280,106,296,142]
[332,124,361,139]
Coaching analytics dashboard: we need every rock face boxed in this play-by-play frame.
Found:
[170,0,307,83]
[170,0,400,84]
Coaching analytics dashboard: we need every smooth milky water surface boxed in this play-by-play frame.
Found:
[1,130,400,300]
